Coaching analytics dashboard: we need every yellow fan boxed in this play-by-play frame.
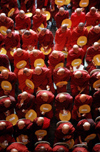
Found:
[77,36,87,47]
[25,79,34,89]
[6,114,18,126]
[25,109,37,122]
[16,60,27,69]
[79,104,91,114]
[8,8,15,17]
[34,58,45,67]
[1,81,12,91]
[61,19,72,29]
[59,110,71,121]
[40,104,52,112]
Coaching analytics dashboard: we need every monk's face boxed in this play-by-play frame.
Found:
[4,99,11,108]
[35,68,42,75]
[7,32,12,38]
[40,30,46,36]
[0,15,6,22]
[37,118,43,126]
[93,44,99,50]
[73,48,79,54]
[59,10,64,16]
[19,13,25,19]
[36,11,41,17]
[78,26,84,31]
[2,72,9,79]
[90,9,96,15]
[16,50,23,56]
[61,27,66,33]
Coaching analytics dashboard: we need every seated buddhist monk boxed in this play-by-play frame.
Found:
[85,7,100,27]
[70,70,90,96]
[20,0,35,15]
[72,94,93,122]
[55,7,69,29]
[92,90,100,119]
[71,8,85,29]
[53,143,69,152]
[15,10,31,34]
[0,54,10,72]
[16,91,35,119]
[32,9,47,33]
[35,141,52,152]
[38,28,54,58]
[54,121,75,143]
[86,42,100,73]
[92,143,100,152]
[6,142,29,152]
[48,50,65,72]
[35,90,54,119]
[0,95,16,120]
[55,93,73,120]
[14,48,30,75]
[4,29,20,64]
[72,144,89,152]
[14,119,34,150]
[0,13,14,31]
[87,25,100,47]
[70,22,88,54]
[29,49,45,69]
[53,68,70,93]
[0,33,4,49]
[0,120,14,136]
[33,66,54,93]
[55,24,71,52]
[0,69,17,97]
[18,68,34,94]
[22,30,38,51]
[66,45,84,70]
[0,0,19,20]
[75,119,96,151]
[33,117,50,142]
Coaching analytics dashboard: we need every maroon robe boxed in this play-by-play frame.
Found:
[35,143,52,152]
[85,12,100,26]
[53,68,70,93]
[35,90,54,119]
[16,93,35,119]
[0,17,14,31]
[0,34,4,49]
[92,144,100,152]
[72,94,93,121]
[53,145,69,152]
[0,54,9,70]
[55,93,73,120]
[54,122,75,143]
[70,70,90,96]
[20,0,35,14]
[72,147,89,152]
[37,0,51,11]
[0,72,17,97]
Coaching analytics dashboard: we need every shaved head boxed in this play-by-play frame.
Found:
[35,66,42,75]
[4,99,11,108]
[59,7,65,15]
[57,68,65,75]
[37,117,44,126]
[83,122,90,131]
[39,146,46,152]
[1,69,9,79]
[73,45,79,53]
[41,92,48,102]
[76,8,82,15]
[62,124,70,134]
[90,7,96,14]
[61,24,67,32]
[11,149,18,152]
[21,91,28,100]
[93,25,100,33]
[74,71,82,79]
[57,147,65,152]
[93,42,99,50]
[59,93,66,102]
[36,9,41,17]
[52,50,59,58]
[23,68,30,76]
[0,13,6,22]
[78,22,85,31]
[18,120,25,130]
[16,48,23,56]
[80,94,87,103]
[0,122,6,130]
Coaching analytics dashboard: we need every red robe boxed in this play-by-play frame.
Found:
[4,32,20,63]
[66,48,84,68]
[0,0,19,20]
[71,70,90,96]
[35,143,52,152]
[33,67,54,93]
[48,52,65,71]
[55,93,73,120]
[86,46,100,73]
[18,69,34,94]
[35,90,54,119]
[72,94,93,121]
[6,142,29,152]
[29,50,45,69]
[85,12,100,26]
[55,10,69,28]
[20,0,35,14]
[15,14,31,30]
[72,147,89,152]
[54,122,75,143]
[0,72,17,97]
[71,12,86,29]
[53,145,69,152]
[87,27,100,47]
[37,0,51,10]
[0,96,16,120]
[16,93,35,119]
[71,0,80,12]
[32,14,47,31]
[53,68,70,93]
[0,34,4,49]
[0,54,9,70]
[55,28,71,51]
[0,17,14,31]
[92,144,100,152]
[22,30,38,50]
[14,50,30,75]
[92,90,100,118]
[0,120,14,136]
[0,134,15,152]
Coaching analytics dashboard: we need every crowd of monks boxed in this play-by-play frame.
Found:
[0,0,100,152]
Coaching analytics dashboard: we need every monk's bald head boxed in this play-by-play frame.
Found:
[57,68,65,75]
[10,149,18,152]
[97,72,100,79]
[93,42,99,50]
[19,10,25,19]
[0,13,6,22]
[23,68,30,76]
[76,8,82,15]
[37,117,44,126]
[59,93,66,102]
[74,71,82,79]
[40,28,47,36]
[61,24,67,32]
[4,99,11,108]
[62,124,70,134]
[0,122,6,130]
[1,69,9,79]
[73,45,79,53]
[41,92,48,102]
[21,91,28,100]
[78,22,85,31]
[90,7,96,14]
[35,66,42,75]
[24,30,31,37]
[39,146,46,152]
[83,122,90,131]
[32,49,39,57]
[6,29,12,37]
[18,120,25,130]
[93,25,100,34]
[59,7,65,15]
[80,94,87,103]
[52,50,59,58]
[16,48,23,56]
[36,9,41,17]
[57,147,65,152]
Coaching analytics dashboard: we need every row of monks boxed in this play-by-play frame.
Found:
[0,0,100,152]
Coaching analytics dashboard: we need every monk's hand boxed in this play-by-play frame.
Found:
[46,85,50,91]
[70,66,73,72]
[37,136,43,141]
[4,110,10,116]
[41,111,45,115]
[81,113,86,117]
[63,47,68,52]
[27,45,33,51]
